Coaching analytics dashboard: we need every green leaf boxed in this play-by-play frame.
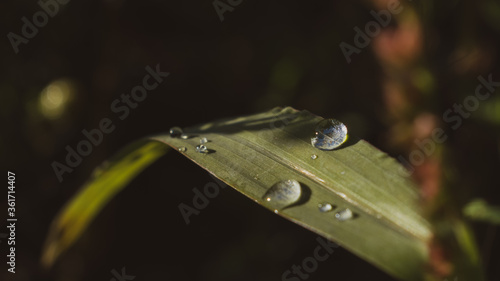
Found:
[43,107,432,280]
[463,198,500,225]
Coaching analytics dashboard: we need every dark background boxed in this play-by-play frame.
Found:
[1,0,499,280]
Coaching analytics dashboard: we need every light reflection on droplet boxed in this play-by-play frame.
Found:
[262,179,302,210]
[196,145,208,154]
[169,127,183,138]
[311,119,348,150]
[318,203,333,213]
[335,208,353,221]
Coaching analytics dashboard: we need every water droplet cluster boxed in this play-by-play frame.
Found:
[317,203,355,221]
[172,119,357,222]
[170,126,211,154]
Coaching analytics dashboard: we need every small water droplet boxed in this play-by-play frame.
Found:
[200,137,208,144]
[178,146,187,152]
[318,203,333,212]
[340,171,345,175]
[335,208,353,221]
[311,154,318,160]
[180,133,190,139]
[262,179,301,210]
[169,127,183,138]
[311,119,348,150]
[196,145,208,154]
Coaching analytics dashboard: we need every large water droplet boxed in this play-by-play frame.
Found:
[311,119,348,150]
[318,203,333,212]
[200,137,208,144]
[263,179,301,210]
[196,145,208,154]
[335,208,353,221]
[169,127,183,138]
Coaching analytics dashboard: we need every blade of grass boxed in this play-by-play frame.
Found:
[151,107,431,280]
[42,140,169,267]
[43,107,432,280]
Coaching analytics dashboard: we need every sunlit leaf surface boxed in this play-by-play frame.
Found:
[42,140,169,267]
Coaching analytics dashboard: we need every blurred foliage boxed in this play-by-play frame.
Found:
[464,199,500,225]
